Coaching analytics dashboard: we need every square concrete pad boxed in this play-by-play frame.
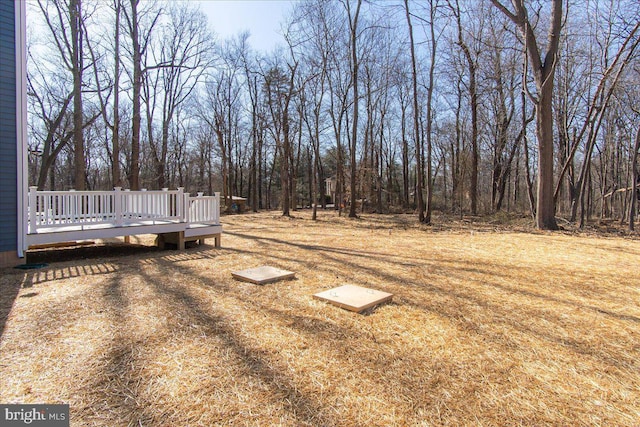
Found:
[231,266,296,285]
[313,284,393,313]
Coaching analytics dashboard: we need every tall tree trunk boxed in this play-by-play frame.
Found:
[157,118,170,189]
[70,0,85,190]
[522,91,536,219]
[214,121,229,208]
[312,149,319,220]
[452,78,463,214]
[400,101,409,209]
[451,0,478,215]
[258,130,264,209]
[404,0,425,222]
[347,0,362,218]
[424,0,437,224]
[112,0,121,188]
[280,65,297,217]
[281,107,291,217]
[128,0,141,190]
[377,109,385,213]
[535,88,557,229]
[492,0,563,230]
[250,79,258,212]
[629,124,640,231]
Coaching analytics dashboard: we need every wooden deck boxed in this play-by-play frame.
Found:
[26,187,222,249]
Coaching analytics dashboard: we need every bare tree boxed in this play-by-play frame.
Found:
[552,14,640,225]
[37,0,88,189]
[288,0,336,219]
[423,0,438,224]
[237,32,262,212]
[199,53,241,208]
[27,70,73,190]
[262,62,298,216]
[404,0,425,222]
[491,0,563,230]
[83,0,122,188]
[325,10,350,216]
[343,0,363,218]
[111,0,122,187]
[148,4,211,189]
[448,0,479,215]
[69,0,85,189]
[122,0,162,189]
[630,124,640,230]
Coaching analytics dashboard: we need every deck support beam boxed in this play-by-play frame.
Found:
[155,231,221,250]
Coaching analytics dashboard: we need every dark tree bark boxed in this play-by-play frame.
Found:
[346,0,362,218]
[629,124,640,231]
[404,0,425,222]
[125,0,142,190]
[449,0,478,215]
[37,0,87,189]
[112,0,121,187]
[424,0,438,224]
[69,0,85,190]
[122,0,161,190]
[492,0,563,230]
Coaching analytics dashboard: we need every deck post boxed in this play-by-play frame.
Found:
[214,192,220,224]
[141,188,147,220]
[182,188,190,223]
[178,231,185,250]
[28,186,37,233]
[69,189,77,222]
[184,192,191,222]
[162,188,168,218]
[114,187,123,226]
[196,192,204,223]
[177,187,185,222]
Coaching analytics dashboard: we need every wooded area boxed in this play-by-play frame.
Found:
[26,0,640,229]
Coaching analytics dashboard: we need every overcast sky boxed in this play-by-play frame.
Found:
[193,0,297,52]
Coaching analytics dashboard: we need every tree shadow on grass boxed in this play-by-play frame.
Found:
[137,256,576,425]
[136,265,343,427]
[31,246,340,426]
[0,270,23,344]
[84,273,157,427]
[6,226,638,425]
[224,230,640,373]
[26,242,161,265]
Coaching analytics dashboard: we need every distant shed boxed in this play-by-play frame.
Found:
[230,196,247,213]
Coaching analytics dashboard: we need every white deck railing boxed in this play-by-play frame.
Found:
[28,187,220,234]
[188,192,221,225]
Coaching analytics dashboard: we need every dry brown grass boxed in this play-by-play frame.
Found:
[1,210,639,427]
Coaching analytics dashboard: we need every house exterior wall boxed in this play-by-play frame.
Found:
[0,1,18,267]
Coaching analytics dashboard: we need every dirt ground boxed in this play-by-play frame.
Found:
[1,211,639,426]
